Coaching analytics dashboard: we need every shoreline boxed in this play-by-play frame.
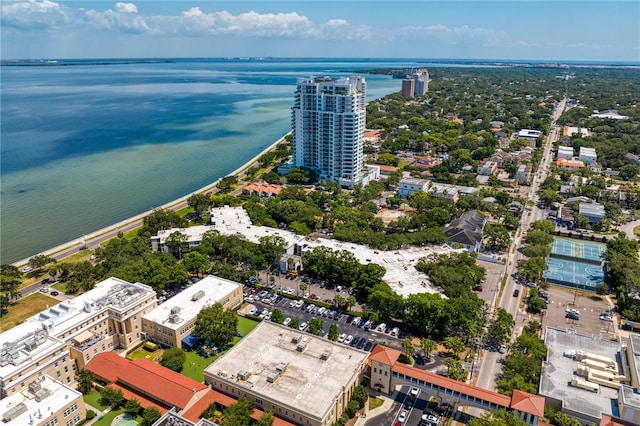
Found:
[12,132,291,267]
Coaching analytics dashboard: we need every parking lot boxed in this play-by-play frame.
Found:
[533,285,616,340]
[244,288,406,353]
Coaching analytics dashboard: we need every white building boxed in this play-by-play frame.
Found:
[579,147,597,164]
[557,146,574,160]
[151,225,215,253]
[291,76,368,189]
[517,129,543,140]
[398,178,428,198]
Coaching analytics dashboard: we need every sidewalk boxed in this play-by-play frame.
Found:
[353,392,396,426]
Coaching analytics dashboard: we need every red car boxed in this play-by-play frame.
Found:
[473,285,483,292]
[309,293,316,300]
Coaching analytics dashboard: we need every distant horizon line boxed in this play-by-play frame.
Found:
[1,56,639,66]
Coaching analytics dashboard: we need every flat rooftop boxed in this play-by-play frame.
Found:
[143,275,241,329]
[0,375,82,423]
[204,321,369,421]
[209,206,460,297]
[540,327,621,419]
[0,322,66,379]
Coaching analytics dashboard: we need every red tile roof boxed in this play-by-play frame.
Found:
[108,383,167,413]
[86,352,129,383]
[392,363,511,408]
[118,359,207,409]
[510,389,545,417]
[369,345,401,366]
[181,389,218,423]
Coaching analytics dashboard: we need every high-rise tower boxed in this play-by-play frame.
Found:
[291,76,367,188]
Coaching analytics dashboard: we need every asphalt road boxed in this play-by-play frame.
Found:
[475,97,566,391]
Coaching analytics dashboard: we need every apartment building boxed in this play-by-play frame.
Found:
[0,277,156,398]
[142,275,243,348]
[291,76,368,189]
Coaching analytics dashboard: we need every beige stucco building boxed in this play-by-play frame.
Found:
[0,277,157,398]
[142,275,243,348]
[0,375,86,426]
[204,321,368,426]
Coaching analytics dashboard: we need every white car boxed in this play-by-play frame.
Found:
[599,314,613,322]
[338,333,347,343]
[410,387,419,397]
[398,409,408,423]
[283,317,292,326]
[344,335,354,344]
[299,322,308,331]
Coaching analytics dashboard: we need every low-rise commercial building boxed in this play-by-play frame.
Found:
[557,146,574,160]
[0,277,156,398]
[579,203,606,224]
[557,158,585,170]
[204,321,369,426]
[541,327,640,425]
[142,275,243,348]
[0,375,85,426]
[517,129,543,141]
[579,147,598,164]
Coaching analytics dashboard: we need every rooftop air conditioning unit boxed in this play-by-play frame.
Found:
[192,290,205,301]
[321,350,330,360]
[296,342,307,352]
[237,370,251,381]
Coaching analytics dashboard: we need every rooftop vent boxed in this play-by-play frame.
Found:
[321,350,330,360]
[292,334,301,344]
[275,362,288,373]
[267,371,280,383]
[2,402,27,422]
[296,342,307,352]
[35,388,52,402]
[28,381,42,394]
[192,290,205,301]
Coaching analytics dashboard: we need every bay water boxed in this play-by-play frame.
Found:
[1,58,424,263]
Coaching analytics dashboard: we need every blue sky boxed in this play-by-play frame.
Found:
[1,1,638,61]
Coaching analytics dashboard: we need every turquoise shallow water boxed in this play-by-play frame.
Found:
[1,58,416,263]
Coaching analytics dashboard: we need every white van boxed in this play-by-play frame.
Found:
[390,327,400,337]
[377,323,386,332]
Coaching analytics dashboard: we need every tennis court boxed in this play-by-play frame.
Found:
[543,257,605,289]
[551,238,605,264]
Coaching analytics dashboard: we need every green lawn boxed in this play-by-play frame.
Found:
[83,389,108,411]
[93,408,125,426]
[182,350,215,382]
[237,316,258,337]
[127,347,163,362]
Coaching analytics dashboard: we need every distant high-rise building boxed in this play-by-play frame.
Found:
[401,68,429,97]
[401,78,415,98]
[413,68,429,95]
[291,76,367,188]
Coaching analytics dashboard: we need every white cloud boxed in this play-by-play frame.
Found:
[1,0,70,30]
[1,1,373,41]
[398,23,507,46]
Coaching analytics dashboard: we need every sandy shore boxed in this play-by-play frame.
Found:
[12,132,290,267]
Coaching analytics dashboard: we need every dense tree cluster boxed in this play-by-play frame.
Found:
[193,303,239,350]
[605,235,640,321]
[496,325,547,396]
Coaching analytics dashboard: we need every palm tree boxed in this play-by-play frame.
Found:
[420,338,437,361]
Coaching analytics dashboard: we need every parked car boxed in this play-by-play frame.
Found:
[513,289,520,297]
[338,333,347,343]
[473,285,483,292]
[299,322,308,331]
[283,317,292,326]
[364,341,374,351]
[344,335,354,344]
[599,313,613,322]
[566,312,580,320]
[398,410,408,423]
[50,291,59,296]
[410,387,419,397]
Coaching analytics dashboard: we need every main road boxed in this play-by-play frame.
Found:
[475,97,566,391]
